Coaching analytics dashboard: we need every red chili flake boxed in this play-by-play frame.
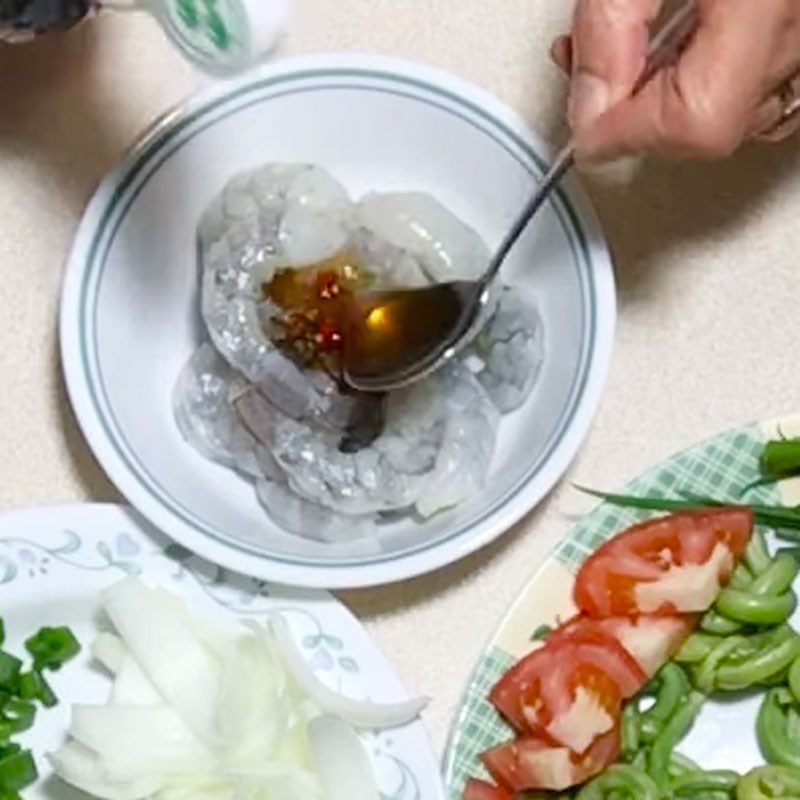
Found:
[316,271,342,300]
[317,320,344,352]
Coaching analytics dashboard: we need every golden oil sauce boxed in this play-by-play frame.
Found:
[263,250,466,391]
[262,252,392,452]
[262,251,373,372]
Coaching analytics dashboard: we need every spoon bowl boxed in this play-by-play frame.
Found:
[342,280,488,392]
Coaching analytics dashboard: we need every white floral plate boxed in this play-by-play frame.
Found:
[0,503,443,800]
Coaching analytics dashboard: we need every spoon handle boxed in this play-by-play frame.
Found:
[483,0,700,286]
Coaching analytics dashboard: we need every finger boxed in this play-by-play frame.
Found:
[750,93,787,138]
[550,35,573,74]
[569,0,664,130]
[757,109,800,142]
[753,73,800,141]
[575,0,787,161]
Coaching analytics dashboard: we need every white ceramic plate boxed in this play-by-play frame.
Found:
[444,414,800,798]
[0,504,442,800]
[60,54,615,588]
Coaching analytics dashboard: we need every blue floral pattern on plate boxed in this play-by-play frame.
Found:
[0,507,428,800]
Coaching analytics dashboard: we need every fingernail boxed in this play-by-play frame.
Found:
[568,72,611,130]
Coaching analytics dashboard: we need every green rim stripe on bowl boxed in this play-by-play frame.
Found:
[77,67,598,569]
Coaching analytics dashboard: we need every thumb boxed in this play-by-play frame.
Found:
[569,0,664,131]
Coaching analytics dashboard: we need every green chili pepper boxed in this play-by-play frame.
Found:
[701,611,742,637]
[714,589,796,628]
[576,765,661,800]
[699,537,794,637]
[716,628,800,691]
[757,689,800,770]
[670,751,702,778]
[621,702,640,760]
[746,532,774,577]
[630,749,648,772]
[640,664,691,742]
[0,621,4,647]
[751,555,798,596]
[786,706,800,743]
[789,658,800,703]
[737,765,800,799]
[648,691,705,788]
[672,769,739,796]
[779,547,800,567]
[24,628,79,672]
[677,633,721,664]
[693,637,747,693]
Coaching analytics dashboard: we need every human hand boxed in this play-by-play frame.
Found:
[552,0,800,163]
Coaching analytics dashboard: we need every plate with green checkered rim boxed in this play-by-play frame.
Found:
[442,414,800,798]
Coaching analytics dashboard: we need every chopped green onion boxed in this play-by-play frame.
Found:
[0,657,21,693]
[13,676,36,703]
[0,700,35,736]
[0,746,20,761]
[575,486,800,535]
[0,623,80,799]
[32,672,56,709]
[24,628,79,672]
[13,672,54,708]
[530,624,553,642]
[0,751,36,793]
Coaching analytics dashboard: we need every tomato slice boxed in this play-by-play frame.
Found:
[461,778,516,800]
[481,727,620,792]
[574,509,753,617]
[489,636,644,753]
[490,645,546,732]
[550,614,697,677]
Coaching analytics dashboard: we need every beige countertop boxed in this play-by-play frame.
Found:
[2,0,800,765]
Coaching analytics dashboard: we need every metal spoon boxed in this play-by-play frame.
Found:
[341,0,699,393]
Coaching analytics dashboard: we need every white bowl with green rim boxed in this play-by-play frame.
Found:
[59,54,615,589]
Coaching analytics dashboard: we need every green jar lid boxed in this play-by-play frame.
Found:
[148,0,287,75]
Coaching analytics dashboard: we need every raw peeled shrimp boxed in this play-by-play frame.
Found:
[174,164,545,539]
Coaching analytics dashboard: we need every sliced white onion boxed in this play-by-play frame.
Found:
[101,578,221,743]
[91,633,126,675]
[52,578,420,800]
[111,657,162,706]
[69,705,210,779]
[308,715,379,800]
[48,742,164,800]
[266,615,428,729]
[215,632,288,755]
